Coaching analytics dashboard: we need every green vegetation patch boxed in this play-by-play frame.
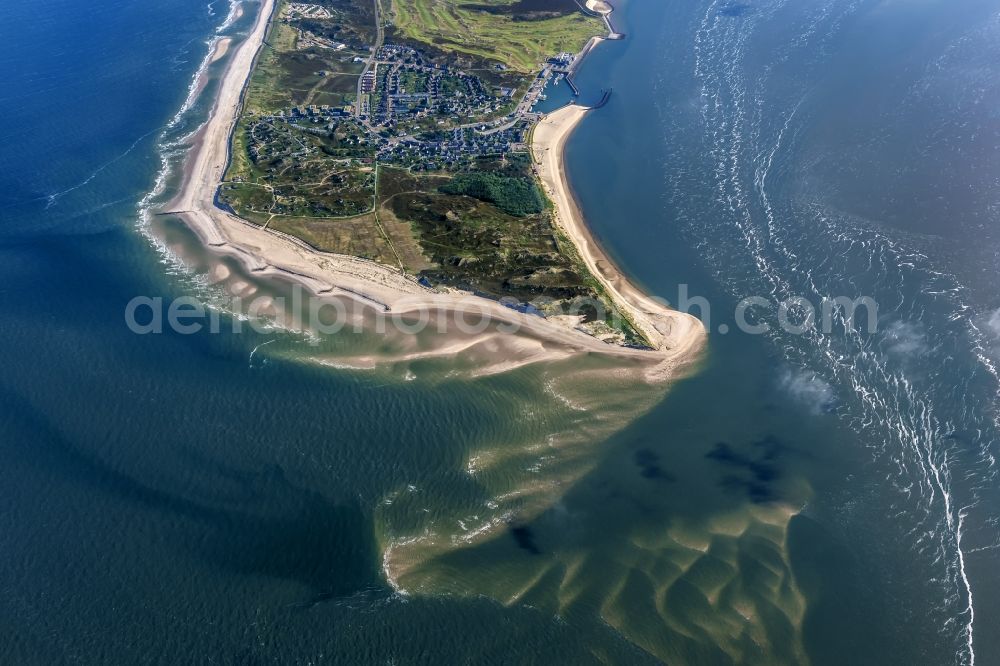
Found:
[439,172,544,216]
[389,0,603,72]
[245,0,373,114]
[221,116,378,219]
[379,166,595,305]
[268,212,399,263]
[461,0,583,19]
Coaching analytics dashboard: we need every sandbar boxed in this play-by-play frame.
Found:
[165,0,706,375]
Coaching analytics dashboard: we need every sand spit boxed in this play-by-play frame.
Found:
[532,105,705,356]
[166,0,705,377]
[211,37,231,62]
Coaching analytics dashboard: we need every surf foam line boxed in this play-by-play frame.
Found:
[135,0,252,291]
[216,0,242,33]
[133,1,326,348]
[249,339,275,366]
[167,0,245,137]
[688,0,994,661]
[165,34,223,133]
[138,0,243,252]
[751,69,992,666]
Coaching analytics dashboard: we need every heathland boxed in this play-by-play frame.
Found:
[220,0,648,345]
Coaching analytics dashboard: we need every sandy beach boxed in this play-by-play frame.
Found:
[211,37,231,63]
[166,0,705,374]
[531,105,705,356]
[585,0,613,14]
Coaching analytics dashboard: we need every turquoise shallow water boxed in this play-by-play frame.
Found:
[2,0,1000,663]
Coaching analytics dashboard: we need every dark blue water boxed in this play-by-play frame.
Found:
[3,0,1000,663]
[0,2,685,661]
[565,0,1000,662]
[1,0,215,231]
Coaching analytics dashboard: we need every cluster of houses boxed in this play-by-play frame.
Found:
[284,2,332,20]
[297,31,347,51]
[360,68,377,94]
[549,52,576,68]
[376,44,422,64]
[364,59,510,127]
[242,37,571,180]
[376,124,529,170]
[431,73,508,119]
[274,105,350,122]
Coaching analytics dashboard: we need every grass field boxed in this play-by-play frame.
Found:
[378,165,608,305]
[221,0,633,337]
[268,212,399,264]
[388,0,603,72]
[243,2,371,114]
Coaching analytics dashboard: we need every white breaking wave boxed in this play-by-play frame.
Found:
[683,0,998,662]
[219,1,243,33]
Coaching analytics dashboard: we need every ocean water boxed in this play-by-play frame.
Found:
[1,0,999,664]
[567,0,1000,662]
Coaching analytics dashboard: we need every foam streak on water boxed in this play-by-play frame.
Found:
[677,0,1000,661]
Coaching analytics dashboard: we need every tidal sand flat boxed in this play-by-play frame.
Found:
[210,37,231,62]
[6,0,999,662]
[146,0,864,660]
[166,0,703,376]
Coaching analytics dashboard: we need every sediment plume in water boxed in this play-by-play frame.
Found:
[361,341,810,664]
[380,462,809,664]
[153,217,808,663]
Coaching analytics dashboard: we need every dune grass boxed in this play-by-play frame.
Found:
[389,0,603,72]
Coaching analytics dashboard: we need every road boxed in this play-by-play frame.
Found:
[354,0,385,118]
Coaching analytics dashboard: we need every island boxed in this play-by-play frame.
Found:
[169,0,705,371]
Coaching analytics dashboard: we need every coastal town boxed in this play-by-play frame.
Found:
[217,0,659,347]
[228,0,620,179]
[233,23,580,175]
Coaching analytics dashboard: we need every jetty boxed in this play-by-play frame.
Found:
[591,88,613,109]
[564,75,581,96]
[603,13,624,39]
